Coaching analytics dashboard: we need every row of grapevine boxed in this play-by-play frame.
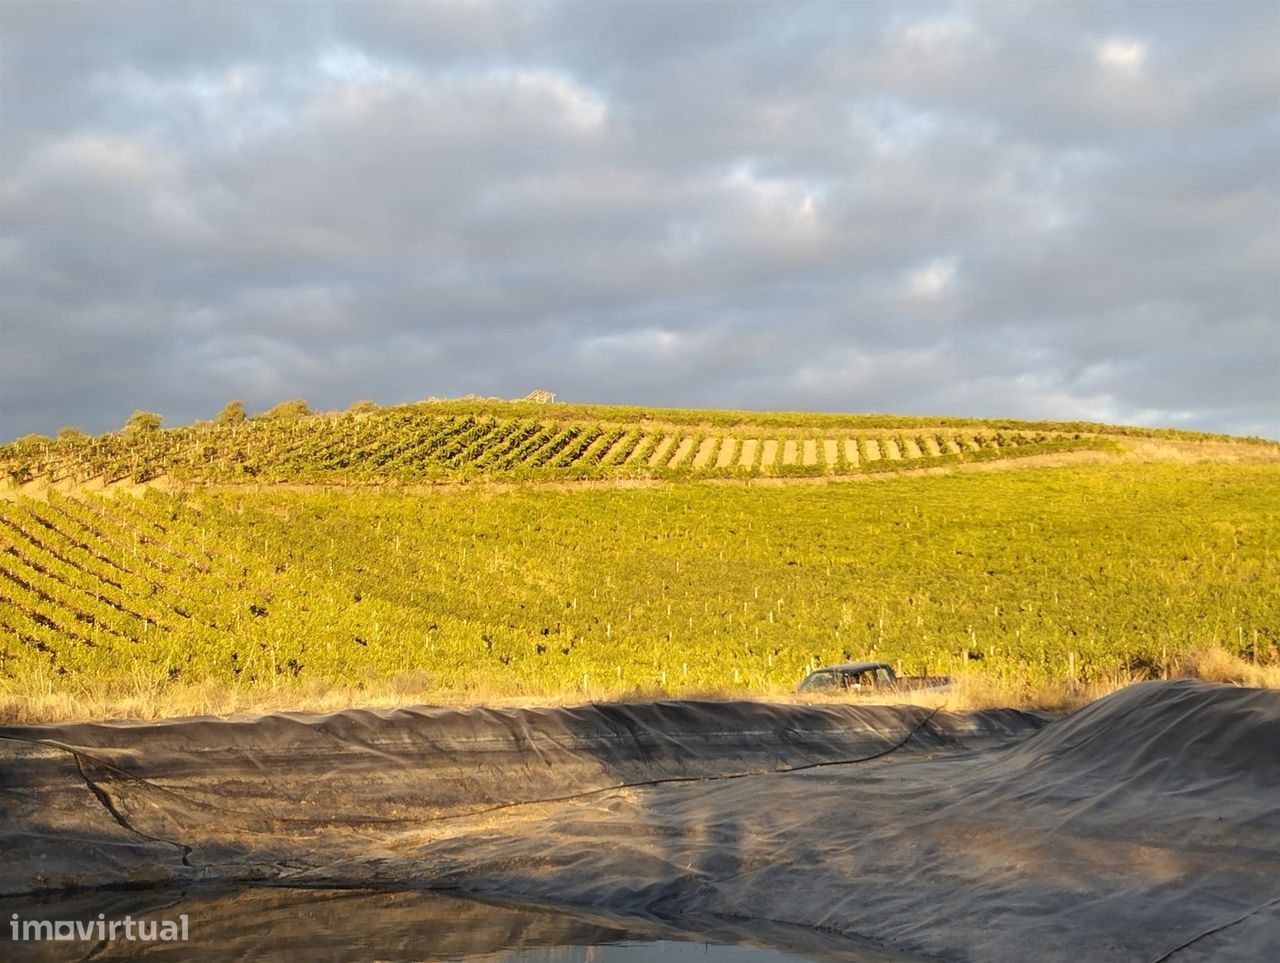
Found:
[1,404,1115,491]
[2,464,1277,703]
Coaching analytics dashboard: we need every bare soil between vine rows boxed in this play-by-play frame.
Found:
[6,437,1274,503]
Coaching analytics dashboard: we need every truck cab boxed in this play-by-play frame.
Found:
[796,661,896,692]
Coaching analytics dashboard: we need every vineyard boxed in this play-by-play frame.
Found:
[2,463,1277,710]
[0,401,1143,489]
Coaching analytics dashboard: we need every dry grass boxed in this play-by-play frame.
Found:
[0,666,671,726]
[1,648,1275,726]
[795,647,1280,716]
[888,672,1146,714]
[783,670,1138,715]
[1171,646,1280,689]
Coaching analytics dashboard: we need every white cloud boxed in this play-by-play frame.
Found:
[506,69,607,130]
[317,46,399,87]
[852,100,940,156]
[304,59,608,133]
[1096,39,1147,75]
[2,2,1275,439]
[904,259,956,299]
[105,61,267,103]
[579,327,682,361]
[93,62,290,146]
[37,133,171,181]
[723,163,823,225]
[792,348,949,399]
[893,16,975,54]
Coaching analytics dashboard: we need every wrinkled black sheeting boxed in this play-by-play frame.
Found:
[0,700,1046,895]
[2,684,1279,961]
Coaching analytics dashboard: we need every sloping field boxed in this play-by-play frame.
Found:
[1,415,1103,489]
[13,398,1261,490]
[1,464,1277,709]
[1,680,1276,960]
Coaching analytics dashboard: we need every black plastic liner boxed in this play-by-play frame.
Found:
[2,683,1277,961]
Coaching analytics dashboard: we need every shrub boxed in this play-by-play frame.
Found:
[217,400,246,425]
[263,399,310,420]
[123,410,162,435]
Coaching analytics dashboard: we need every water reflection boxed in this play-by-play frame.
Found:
[477,941,816,961]
[0,886,909,961]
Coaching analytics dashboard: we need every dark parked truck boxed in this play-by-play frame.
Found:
[796,661,952,694]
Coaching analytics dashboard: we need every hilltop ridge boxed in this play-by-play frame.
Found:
[4,399,1275,496]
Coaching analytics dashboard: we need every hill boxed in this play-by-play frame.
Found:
[4,400,1274,494]
[0,401,1277,721]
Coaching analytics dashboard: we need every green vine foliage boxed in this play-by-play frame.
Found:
[0,401,1175,489]
[1,463,1276,699]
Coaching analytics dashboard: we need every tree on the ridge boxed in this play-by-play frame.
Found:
[56,426,87,442]
[123,410,162,435]
[348,399,378,414]
[217,399,246,425]
[264,399,310,420]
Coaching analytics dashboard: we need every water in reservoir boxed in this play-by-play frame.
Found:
[0,886,910,961]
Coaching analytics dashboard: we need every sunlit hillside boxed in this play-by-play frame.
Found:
[8,398,1273,493]
[1,401,1277,721]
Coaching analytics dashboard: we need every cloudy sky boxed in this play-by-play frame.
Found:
[2,1,1277,440]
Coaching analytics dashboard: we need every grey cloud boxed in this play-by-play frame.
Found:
[1,0,1276,439]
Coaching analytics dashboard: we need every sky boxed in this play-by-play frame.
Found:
[1,0,1277,440]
